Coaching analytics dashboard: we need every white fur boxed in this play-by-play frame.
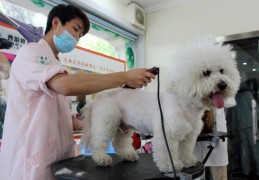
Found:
[81,37,240,173]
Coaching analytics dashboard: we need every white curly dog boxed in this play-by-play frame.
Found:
[81,37,240,173]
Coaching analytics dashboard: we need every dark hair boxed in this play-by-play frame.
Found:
[45,4,90,35]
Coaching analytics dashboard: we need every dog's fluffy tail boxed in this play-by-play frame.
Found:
[80,102,93,153]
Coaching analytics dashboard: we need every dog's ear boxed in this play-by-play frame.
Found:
[165,79,179,94]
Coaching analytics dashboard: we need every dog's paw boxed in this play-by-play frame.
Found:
[173,160,184,172]
[157,160,183,173]
[118,150,139,162]
[182,154,198,168]
[92,153,112,166]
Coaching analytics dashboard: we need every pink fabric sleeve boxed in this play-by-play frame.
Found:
[12,48,69,97]
[40,64,68,96]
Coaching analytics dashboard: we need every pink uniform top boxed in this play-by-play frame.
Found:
[0,39,75,180]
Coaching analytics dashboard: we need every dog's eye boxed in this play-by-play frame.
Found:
[203,70,211,77]
[219,68,224,74]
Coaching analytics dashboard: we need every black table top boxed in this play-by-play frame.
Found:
[52,154,204,180]
[197,131,231,142]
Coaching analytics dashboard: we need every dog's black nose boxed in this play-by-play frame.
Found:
[218,80,227,91]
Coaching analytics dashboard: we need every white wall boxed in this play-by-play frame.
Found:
[68,0,146,69]
[146,0,259,91]
[7,0,50,16]
[89,0,128,20]
[86,0,146,69]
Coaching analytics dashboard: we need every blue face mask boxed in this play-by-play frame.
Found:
[53,23,78,53]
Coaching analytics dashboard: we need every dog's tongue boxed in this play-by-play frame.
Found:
[212,92,224,109]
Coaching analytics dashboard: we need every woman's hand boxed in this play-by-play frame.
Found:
[72,115,84,131]
[124,68,156,88]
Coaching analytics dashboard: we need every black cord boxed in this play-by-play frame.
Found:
[156,68,177,179]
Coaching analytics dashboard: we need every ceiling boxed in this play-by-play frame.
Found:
[117,0,194,13]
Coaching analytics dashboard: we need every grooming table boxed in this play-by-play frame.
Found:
[52,154,204,180]
[197,131,230,142]
[196,131,231,180]
[197,131,230,164]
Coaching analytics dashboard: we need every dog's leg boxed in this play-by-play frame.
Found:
[152,115,195,172]
[152,128,184,173]
[91,116,120,166]
[90,97,121,166]
[179,120,203,168]
[112,129,139,162]
[178,134,198,168]
[153,135,183,172]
